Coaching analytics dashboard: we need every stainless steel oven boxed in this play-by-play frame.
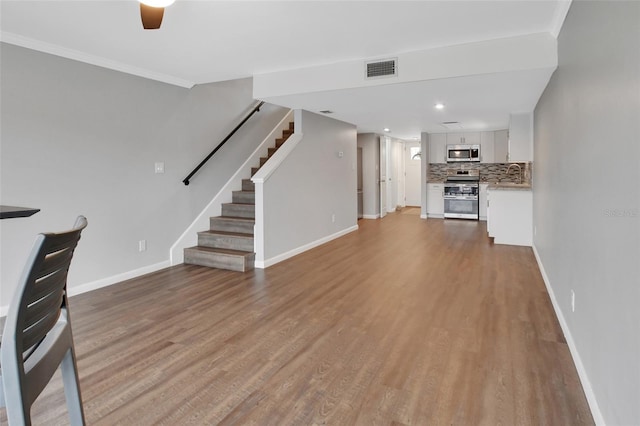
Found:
[444,170,480,220]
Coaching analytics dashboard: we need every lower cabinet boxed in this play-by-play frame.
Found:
[427,183,444,218]
[479,184,488,220]
[487,188,532,246]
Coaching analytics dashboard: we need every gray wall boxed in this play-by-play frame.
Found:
[263,111,357,260]
[532,2,639,425]
[356,133,380,218]
[0,43,287,309]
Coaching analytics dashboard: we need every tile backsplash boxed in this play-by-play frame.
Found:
[428,162,532,184]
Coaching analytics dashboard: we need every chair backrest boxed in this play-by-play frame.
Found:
[1,216,88,425]
[6,216,87,361]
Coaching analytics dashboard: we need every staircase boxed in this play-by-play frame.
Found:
[184,121,294,272]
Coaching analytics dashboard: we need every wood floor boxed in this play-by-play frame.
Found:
[1,209,593,425]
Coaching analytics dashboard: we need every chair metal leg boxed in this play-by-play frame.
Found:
[60,349,86,426]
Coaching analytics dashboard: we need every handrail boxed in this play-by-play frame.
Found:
[183,100,265,185]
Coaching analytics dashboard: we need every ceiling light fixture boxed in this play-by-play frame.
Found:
[139,0,175,30]
[383,128,391,132]
[435,103,445,110]
[139,0,175,7]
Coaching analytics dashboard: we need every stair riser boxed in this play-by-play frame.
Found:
[210,218,254,234]
[184,249,254,272]
[198,234,254,252]
[222,204,255,219]
[232,191,255,204]
[242,179,255,191]
[251,167,259,176]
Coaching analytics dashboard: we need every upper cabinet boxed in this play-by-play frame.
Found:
[447,132,480,145]
[429,133,447,163]
[508,112,533,162]
[480,132,494,164]
[429,130,508,163]
[494,130,509,163]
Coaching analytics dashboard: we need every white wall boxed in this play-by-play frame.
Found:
[0,43,288,311]
[254,33,557,99]
[356,133,380,218]
[532,2,639,425]
[260,110,358,263]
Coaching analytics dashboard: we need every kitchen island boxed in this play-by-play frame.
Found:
[487,184,532,246]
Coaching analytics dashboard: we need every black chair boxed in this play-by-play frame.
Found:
[0,216,87,425]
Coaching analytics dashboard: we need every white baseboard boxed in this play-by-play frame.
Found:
[67,260,171,298]
[362,214,379,219]
[255,225,359,269]
[420,214,427,219]
[0,260,171,317]
[532,244,605,426]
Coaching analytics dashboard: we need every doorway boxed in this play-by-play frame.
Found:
[405,141,421,206]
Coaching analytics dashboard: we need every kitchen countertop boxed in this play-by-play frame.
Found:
[487,182,532,191]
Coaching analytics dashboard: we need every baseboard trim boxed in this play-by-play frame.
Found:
[0,260,172,317]
[255,225,359,269]
[362,214,379,219]
[532,244,605,426]
[67,260,171,298]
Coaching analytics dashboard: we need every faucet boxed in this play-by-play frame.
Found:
[506,163,522,184]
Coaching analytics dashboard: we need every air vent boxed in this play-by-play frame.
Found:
[319,110,334,114]
[365,58,397,79]
[441,121,464,131]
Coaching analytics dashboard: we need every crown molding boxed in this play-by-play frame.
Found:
[0,32,195,89]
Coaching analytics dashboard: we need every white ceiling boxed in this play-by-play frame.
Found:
[0,0,571,139]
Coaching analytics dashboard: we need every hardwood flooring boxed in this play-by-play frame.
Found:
[1,209,593,425]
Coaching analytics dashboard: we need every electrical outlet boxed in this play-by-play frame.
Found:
[139,240,147,252]
[331,213,336,223]
[155,162,165,174]
[571,290,575,312]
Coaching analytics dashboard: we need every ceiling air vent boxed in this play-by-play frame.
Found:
[365,58,397,79]
[441,121,464,131]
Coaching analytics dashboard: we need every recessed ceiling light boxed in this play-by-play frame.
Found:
[435,103,445,110]
[383,128,391,132]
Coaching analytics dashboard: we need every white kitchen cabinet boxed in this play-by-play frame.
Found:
[479,183,488,220]
[487,188,532,246]
[480,132,494,163]
[508,112,533,162]
[428,133,447,164]
[446,132,480,145]
[427,183,444,217]
[494,129,509,163]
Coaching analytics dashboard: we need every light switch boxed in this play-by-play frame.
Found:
[155,162,165,174]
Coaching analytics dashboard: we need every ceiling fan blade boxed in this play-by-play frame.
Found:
[140,3,164,30]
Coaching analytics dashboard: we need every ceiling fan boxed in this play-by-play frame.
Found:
[139,0,175,30]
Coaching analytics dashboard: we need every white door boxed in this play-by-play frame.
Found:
[394,141,405,209]
[379,136,387,218]
[405,141,421,206]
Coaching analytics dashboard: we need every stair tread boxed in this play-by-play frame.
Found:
[198,230,253,238]
[222,202,255,206]
[186,246,254,256]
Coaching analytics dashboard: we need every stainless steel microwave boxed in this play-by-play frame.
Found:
[447,144,480,162]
